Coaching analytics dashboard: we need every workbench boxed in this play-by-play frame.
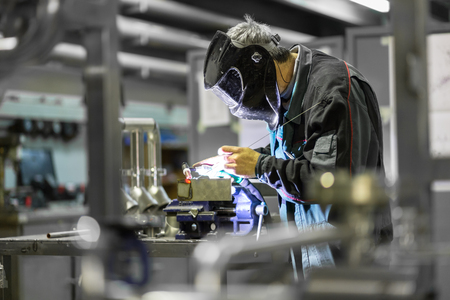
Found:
[0,234,204,258]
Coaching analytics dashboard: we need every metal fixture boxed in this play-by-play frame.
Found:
[120,117,177,237]
[121,118,160,213]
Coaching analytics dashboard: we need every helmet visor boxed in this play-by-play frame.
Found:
[204,31,280,130]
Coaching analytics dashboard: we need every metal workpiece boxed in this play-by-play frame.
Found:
[121,188,139,215]
[177,178,232,202]
[129,186,159,214]
[125,124,160,213]
[120,117,171,209]
[146,122,171,208]
[120,117,178,238]
[121,119,158,213]
[163,215,180,238]
[193,226,349,293]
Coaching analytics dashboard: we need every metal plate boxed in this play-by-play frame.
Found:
[178,178,231,201]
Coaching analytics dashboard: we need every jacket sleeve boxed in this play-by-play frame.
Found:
[255,79,373,203]
[253,144,271,155]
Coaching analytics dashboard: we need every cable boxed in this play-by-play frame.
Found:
[247,101,322,148]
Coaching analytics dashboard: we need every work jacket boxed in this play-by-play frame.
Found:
[254,44,392,277]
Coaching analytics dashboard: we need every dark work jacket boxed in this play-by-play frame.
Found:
[254,45,392,273]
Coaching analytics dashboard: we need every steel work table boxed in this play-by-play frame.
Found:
[0,234,205,258]
[0,233,209,300]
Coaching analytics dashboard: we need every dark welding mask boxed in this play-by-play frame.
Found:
[204,31,281,130]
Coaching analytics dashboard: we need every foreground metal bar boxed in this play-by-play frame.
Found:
[0,235,203,258]
[63,0,123,220]
[194,227,350,292]
[391,0,436,296]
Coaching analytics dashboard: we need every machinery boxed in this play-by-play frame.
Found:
[164,164,268,240]
[120,118,178,237]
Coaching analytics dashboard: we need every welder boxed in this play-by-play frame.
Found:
[193,15,392,278]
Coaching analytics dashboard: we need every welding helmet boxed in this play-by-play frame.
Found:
[204,31,281,130]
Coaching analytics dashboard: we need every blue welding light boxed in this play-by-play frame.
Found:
[218,170,243,183]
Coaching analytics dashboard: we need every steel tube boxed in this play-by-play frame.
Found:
[194,226,350,292]
[47,230,90,239]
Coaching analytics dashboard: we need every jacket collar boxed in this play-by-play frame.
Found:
[284,44,312,125]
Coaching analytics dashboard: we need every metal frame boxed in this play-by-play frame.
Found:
[390,0,449,295]
[346,14,450,183]
[304,36,345,60]
[0,235,203,258]
[346,25,392,66]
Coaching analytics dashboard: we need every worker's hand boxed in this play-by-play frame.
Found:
[192,146,261,178]
[219,145,261,178]
[192,154,229,168]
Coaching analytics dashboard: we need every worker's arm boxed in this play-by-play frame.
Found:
[192,146,261,179]
[256,75,382,203]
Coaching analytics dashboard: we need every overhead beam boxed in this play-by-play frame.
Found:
[277,0,384,26]
[120,0,315,44]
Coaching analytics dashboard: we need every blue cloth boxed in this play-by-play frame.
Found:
[270,100,336,278]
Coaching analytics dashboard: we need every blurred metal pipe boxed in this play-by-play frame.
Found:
[0,0,64,79]
[51,43,188,77]
[117,16,210,50]
[47,229,90,238]
[119,0,315,45]
[193,226,350,292]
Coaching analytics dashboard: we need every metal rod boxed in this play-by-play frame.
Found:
[47,230,90,239]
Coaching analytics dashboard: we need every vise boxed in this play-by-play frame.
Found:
[164,177,267,240]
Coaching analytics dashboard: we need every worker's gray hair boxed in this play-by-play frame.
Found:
[227,14,291,63]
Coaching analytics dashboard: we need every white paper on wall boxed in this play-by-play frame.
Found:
[197,73,230,128]
[428,33,450,157]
